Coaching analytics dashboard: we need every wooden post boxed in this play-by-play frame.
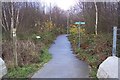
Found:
[13,28,18,67]
[67,10,69,35]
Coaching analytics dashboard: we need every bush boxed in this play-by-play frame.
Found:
[39,47,52,63]
[2,40,41,68]
[6,47,51,78]
[69,31,112,77]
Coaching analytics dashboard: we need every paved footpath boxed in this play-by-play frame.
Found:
[32,34,89,78]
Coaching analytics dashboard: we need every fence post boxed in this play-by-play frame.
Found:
[112,27,117,56]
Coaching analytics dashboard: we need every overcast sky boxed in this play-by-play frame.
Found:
[41,0,78,10]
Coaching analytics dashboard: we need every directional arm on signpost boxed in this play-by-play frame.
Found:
[74,21,85,48]
[75,22,85,25]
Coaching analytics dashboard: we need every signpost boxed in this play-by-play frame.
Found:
[75,22,85,25]
[75,21,85,48]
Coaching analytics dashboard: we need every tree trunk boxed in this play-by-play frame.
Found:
[11,2,14,38]
[94,0,98,35]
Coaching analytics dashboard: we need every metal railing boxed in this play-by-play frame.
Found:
[112,27,120,56]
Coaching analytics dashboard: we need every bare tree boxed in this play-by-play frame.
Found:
[70,1,117,34]
[2,2,21,38]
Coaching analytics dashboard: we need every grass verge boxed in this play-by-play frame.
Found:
[5,47,52,78]
[76,48,99,78]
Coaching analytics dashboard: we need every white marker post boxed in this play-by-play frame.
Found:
[112,27,117,56]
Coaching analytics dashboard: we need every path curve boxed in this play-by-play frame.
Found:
[32,34,89,78]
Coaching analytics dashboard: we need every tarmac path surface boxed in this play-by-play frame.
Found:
[32,34,89,78]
